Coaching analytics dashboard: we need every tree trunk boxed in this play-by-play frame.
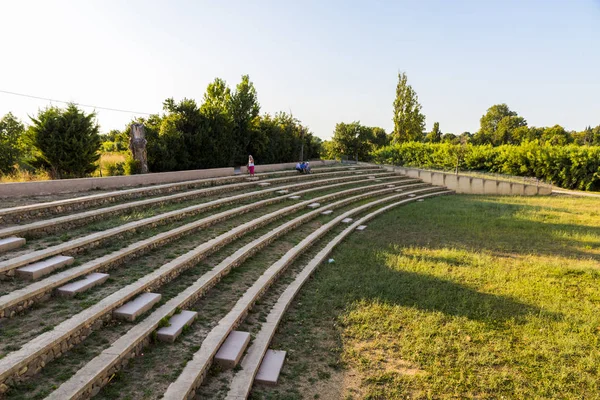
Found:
[129,124,149,174]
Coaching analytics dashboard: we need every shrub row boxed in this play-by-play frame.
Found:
[372,142,600,191]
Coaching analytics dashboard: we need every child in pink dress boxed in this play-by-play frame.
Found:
[248,155,255,177]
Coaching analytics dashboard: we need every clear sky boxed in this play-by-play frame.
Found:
[1,0,599,139]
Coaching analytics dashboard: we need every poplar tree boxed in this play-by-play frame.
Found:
[392,72,426,142]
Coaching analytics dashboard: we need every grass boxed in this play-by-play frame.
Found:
[0,169,51,183]
[93,152,128,177]
[253,194,600,400]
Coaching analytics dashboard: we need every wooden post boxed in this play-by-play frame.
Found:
[129,123,149,174]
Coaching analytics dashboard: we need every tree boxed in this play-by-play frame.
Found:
[392,72,425,143]
[473,104,527,145]
[29,104,101,179]
[0,112,25,174]
[540,125,572,145]
[425,122,442,143]
[230,75,260,165]
[331,121,374,161]
[370,127,390,148]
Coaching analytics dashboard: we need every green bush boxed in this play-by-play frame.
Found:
[124,157,141,175]
[105,162,125,176]
[372,142,600,191]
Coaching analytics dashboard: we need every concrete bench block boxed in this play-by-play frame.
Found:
[215,330,251,369]
[56,273,109,297]
[342,218,353,224]
[255,349,286,385]
[386,185,395,188]
[417,199,424,202]
[246,177,259,181]
[307,203,320,209]
[113,292,161,322]
[258,182,271,187]
[321,210,333,215]
[276,190,288,194]
[0,236,26,253]
[408,194,416,197]
[288,196,301,200]
[356,225,367,231]
[16,255,74,280]
[157,310,198,343]
[395,189,404,192]
[368,176,376,179]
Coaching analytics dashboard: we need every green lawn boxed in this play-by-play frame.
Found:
[252,195,600,400]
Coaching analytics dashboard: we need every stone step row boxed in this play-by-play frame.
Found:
[0,167,388,240]
[0,177,417,319]
[226,189,454,398]
[0,169,393,275]
[0,165,376,224]
[39,185,438,399]
[0,181,428,392]
[162,187,450,400]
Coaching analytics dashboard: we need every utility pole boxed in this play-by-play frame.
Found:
[300,127,305,162]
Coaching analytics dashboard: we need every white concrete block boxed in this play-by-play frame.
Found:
[307,203,320,209]
[368,176,376,179]
[321,210,333,215]
[386,185,396,188]
[258,182,271,187]
[342,218,353,224]
[288,196,301,200]
[113,292,161,322]
[16,255,74,280]
[356,225,367,231]
[417,199,424,202]
[408,194,416,197]
[215,330,251,368]
[395,189,404,192]
[56,273,109,297]
[0,236,26,253]
[276,190,289,194]
[255,349,286,385]
[156,310,198,343]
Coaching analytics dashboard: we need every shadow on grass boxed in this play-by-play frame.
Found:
[366,194,600,261]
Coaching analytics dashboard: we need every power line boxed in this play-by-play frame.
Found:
[0,89,154,115]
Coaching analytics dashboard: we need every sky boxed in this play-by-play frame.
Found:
[0,0,599,140]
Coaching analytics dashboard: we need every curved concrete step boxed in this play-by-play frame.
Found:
[0,166,380,224]
[36,186,441,399]
[226,189,454,399]
[162,188,450,400]
[0,177,419,319]
[0,170,395,274]
[0,181,430,391]
[0,168,390,240]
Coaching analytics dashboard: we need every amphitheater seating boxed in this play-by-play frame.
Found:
[0,163,452,399]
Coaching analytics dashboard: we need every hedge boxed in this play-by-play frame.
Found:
[372,142,600,191]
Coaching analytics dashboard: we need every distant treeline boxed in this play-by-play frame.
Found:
[323,74,600,191]
[0,75,321,180]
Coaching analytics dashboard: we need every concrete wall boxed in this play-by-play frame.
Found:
[377,165,552,196]
[0,160,336,198]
